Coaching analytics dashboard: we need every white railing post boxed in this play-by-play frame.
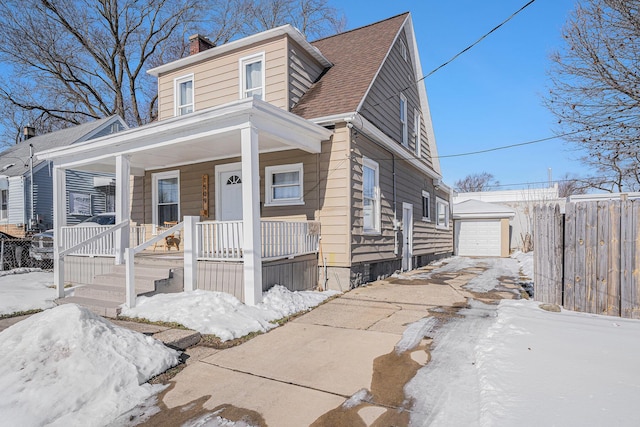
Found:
[115,155,130,265]
[183,216,198,292]
[53,166,66,298]
[125,248,136,308]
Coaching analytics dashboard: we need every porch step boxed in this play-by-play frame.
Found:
[72,283,155,303]
[56,296,122,318]
[92,273,167,292]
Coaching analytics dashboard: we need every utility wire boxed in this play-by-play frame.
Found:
[364,0,537,114]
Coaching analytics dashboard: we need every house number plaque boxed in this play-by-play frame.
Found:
[200,174,209,217]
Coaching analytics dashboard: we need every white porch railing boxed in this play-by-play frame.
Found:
[61,225,146,256]
[197,220,320,261]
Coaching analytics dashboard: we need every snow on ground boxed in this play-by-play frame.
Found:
[463,257,520,293]
[0,269,57,315]
[512,250,533,278]
[121,285,339,341]
[407,255,640,427]
[0,304,180,427]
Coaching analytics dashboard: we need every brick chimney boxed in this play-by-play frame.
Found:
[189,34,215,55]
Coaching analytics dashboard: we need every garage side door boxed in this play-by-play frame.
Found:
[455,219,501,257]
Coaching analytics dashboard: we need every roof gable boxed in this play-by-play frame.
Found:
[292,13,409,120]
[0,116,127,177]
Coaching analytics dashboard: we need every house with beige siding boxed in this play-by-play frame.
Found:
[37,12,453,313]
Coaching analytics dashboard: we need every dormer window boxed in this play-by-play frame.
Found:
[175,74,194,116]
[240,52,265,100]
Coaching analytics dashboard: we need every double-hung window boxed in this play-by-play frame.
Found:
[362,157,380,234]
[414,109,421,158]
[421,190,431,222]
[436,197,449,229]
[400,93,408,146]
[240,53,265,100]
[152,171,180,229]
[0,189,7,220]
[175,74,194,116]
[265,163,304,206]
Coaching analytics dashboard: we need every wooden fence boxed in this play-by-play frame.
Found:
[533,199,640,318]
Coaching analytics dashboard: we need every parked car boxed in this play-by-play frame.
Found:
[29,213,116,267]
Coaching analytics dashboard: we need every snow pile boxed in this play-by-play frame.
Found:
[121,285,339,341]
[183,411,256,427]
[463,257,520,293]
[0,304,180,426]
[407,299,640,426]
[512,250,533,278]
[0,270,57,315]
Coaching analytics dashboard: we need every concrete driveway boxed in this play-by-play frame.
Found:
[139,257,524,426]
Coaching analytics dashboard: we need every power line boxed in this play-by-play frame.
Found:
[364,0,537,114]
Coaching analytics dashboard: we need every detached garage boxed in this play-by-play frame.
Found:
[453,199,515,257]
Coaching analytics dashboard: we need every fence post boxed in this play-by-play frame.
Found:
[125,248,136,308]
[564,202,576,311]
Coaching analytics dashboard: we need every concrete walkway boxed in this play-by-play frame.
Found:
[139,260,522,427]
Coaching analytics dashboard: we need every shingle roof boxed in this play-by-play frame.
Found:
[0,116,120,177]
[292,13,409,120]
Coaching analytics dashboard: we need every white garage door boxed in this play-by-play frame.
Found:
[455,219,501,257]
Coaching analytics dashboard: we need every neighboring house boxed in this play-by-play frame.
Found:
[38,13,453,307]
[454,185,562,251]
[453,199,515,257]
[0,116,127,236]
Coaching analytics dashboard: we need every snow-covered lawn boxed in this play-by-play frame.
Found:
[121,285,339,341]
[407,254,640,427]
[0,269,58,315]
[0,304,179,426]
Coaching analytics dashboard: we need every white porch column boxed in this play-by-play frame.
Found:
[115,155,130,265]
[53,166,66,298]
[183,215,198,292]
[241,126,262,305]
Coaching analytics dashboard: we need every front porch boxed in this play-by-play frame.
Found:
[57,218,320,315]
[36,98,333,307]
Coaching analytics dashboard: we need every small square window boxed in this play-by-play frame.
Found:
[422,191,430,222]
[175,75,194,116]
[436,197,449,229]
[265,163,304,206]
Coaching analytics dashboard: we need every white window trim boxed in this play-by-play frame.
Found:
[264,163,304,206]
[436,197,450,230]
[362,157,381,234]
[239,52,266,100]
[414,109,421,158]
[400,39,408,62]
[421,190,431,222]
[400,93,408,147]
[152,170,180,232]
[174,74,194,117]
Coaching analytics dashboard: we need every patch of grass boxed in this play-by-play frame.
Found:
[199,330,265,349]
[148,363,186,385]
[115,315,188,330]
[0,308,43,320]
[46,283,73,289]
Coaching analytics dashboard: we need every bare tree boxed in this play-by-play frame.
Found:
[546,0,640,192]
[454,172,500,192]
[0,0,344,144]
[243,0,346,39]
[557,173,588,198]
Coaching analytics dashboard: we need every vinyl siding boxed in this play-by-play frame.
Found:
[359,29,435,170]
[350,134,452,264]
[31,166,54,230]
[288,39,325,111]
[8,176,25,225]
[64,170,115,226]
[157,36,289,120]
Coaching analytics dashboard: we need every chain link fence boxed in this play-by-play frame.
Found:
[0,237,53,271]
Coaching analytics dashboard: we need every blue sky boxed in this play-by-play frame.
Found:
[334,0,580,189]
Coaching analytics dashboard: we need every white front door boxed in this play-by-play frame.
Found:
[216,163,243,220]
[402,202,413,271]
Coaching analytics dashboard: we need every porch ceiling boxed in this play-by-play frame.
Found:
[36,98,334,174]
